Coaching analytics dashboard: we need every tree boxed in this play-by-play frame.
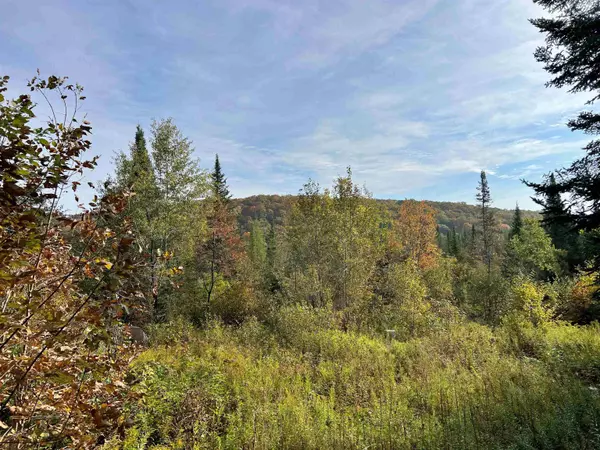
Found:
[113,125,159,322]
[130,125,153,183]
[212,154,231,204]
[525,0,600,277]
[286,180,334,307]
[115,119,207,321]
[469,224,477,258]
[285,170,384,315]
[330,168,383,312]
[198,156,241,308]
[266,222,277,270]
[197,204,242,308]
[506,219,562,279]
[476,171,496,273]
[396,200,441,268]
[263,222,282,295]
[0,74,141,447]
[448,226,459,257]
[509,203,523,239]
[537,174,570,246]
[249,219,267,268]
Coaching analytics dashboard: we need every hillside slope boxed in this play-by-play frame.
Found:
[233,195,539,233]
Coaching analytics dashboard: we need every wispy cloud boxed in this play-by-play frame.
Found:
[0,0,590,209]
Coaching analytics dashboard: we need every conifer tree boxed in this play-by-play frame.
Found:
[525,0,600,277]
[200,154,240,306]
[509,203,523,239]
[476,171,495,273]
[212,154,231,203]
[532,173,585,270]
[449,226,459,257]
[468,224,477,260]
[537,174,571,247]
[113,125,161,320]
[130,125,153,183]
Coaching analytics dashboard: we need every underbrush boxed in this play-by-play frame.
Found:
[106,309,600,449]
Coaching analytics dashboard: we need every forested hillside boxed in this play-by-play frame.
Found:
[234,195,539,233]
[1,0,600,449]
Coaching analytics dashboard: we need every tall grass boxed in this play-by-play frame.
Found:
[106,309,600,449]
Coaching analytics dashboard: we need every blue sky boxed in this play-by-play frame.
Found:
[0,0,591,209]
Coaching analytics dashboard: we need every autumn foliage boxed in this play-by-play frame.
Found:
[0,75,143,447]
[395,200,440,269]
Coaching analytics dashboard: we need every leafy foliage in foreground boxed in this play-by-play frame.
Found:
[0,75,143,447]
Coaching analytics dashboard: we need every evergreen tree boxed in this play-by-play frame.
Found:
[212,154,231,203]
[509,203,523,239]
[130,125,153,184]
[476,171,495,273]
[535,174,571,248]
[468,224,477,259]
[449,226,459,257]
[530,173,585,271]
[199,154,239,307]
[113,125,160,321]
[525,0,600,277]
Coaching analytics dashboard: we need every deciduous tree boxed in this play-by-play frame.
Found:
[395,200,440,269]
[0,74,142,447]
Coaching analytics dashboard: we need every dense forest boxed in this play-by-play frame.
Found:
[234,195,539,242]
[1,0,600,448]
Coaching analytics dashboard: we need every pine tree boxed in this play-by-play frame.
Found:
[476,171,495,274]
[200,154,239,306]
[525,0,600,277]
[212,154,231,203]
[449,226,459,256]
[533,173,585,270]
[130,125,153,184]
[115,124,154,191]
[537,174,569,247]
[469,224,477,259]
[509,203,523,239]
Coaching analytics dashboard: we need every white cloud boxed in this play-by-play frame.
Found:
[1,0,592,207]
[227,0,440,69]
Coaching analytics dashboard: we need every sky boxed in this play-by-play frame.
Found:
[0,0,592,209]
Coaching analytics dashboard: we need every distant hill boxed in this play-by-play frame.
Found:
[232,195,539,234]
